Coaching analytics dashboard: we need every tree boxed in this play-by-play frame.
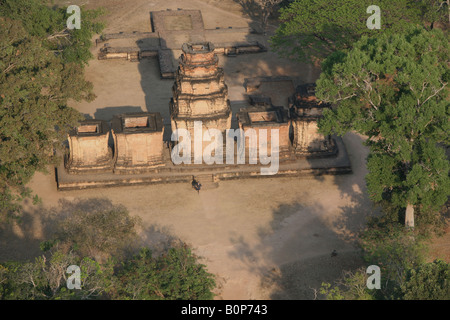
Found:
[320,268,377,300]
[412,0,450,28]
[0,0,105,65]
[0,1,104,221]
[401,259,450,299]
[0,248,112,299]
[0,243,216,300]
[322,226,450,300]
[1,203,216,300]
[271,0,424,63]
[315,26,450,228]
[321,222,430,300]
[0,17,84,220]
[271,0,450,64]
[359,223,428,297]
[115,245,216,300]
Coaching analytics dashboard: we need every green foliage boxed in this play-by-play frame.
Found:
[319,282,345,300]
[359,222,428,298]
[0,205,216,300]
[115,245,216,300]
[320,268,377,300]
[321,222,447,300]
[0,244,216,300]
[316,26,450,226]
[0,0,105,65]
[0,248,110,299]
[54,6,105,64]
[413,0,450,28]
[0,0,63,38]
[401,259,450,299]
[271,0,424,63]
[0,17,87,220]
[0,0,104,220]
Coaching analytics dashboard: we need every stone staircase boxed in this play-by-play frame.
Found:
[191,173,219,190]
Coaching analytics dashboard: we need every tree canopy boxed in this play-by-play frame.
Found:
[271,0,448,63]
[0,0,105,65]
[321,223,450,300]
[0,0,104,221]
[315,26,449,227]
[115,246,216,300]
[0,243,216,300]
[0,205,216,300]
[401,259,450,299]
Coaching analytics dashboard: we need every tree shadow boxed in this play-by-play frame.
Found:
[137,39,175,142]
[232,0,283,34]
[93,106,144,121]
[134,223,181,257]
[227,201,367,299]
[223,131,377,300]
[312,132,380,243]
[0,197,182,263]
[232,0,264,33]
[0,205,52,262]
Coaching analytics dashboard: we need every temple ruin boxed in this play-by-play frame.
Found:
[111,112,165,173]
[289,83,337,157]
[97,9,266,78]
[169,42,232,162]
[236,97,291,163]
[58,38,352,190]
[65,120,115,174]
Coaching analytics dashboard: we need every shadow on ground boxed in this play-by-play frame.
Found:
[94,106,144,121]
[226,133,379,299]
[0,197,180,263]
[227,201,367,299]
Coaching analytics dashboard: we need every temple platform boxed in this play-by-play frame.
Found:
[55,136,351,191]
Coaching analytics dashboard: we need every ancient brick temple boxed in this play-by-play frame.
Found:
[236,97,291,163]
[289,83,337,157]
[65,120,115,173]
[169,42,232,161]
[111,112,165,173]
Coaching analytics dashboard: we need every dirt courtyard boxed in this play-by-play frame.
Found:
[0,0,381,299]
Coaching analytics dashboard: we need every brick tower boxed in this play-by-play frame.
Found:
[289,83,337,157]
[169,42,232,163]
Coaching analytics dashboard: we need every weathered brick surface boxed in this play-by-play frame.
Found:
[170,42,232,161]
[112,113,165,173]
[236,106,291,162]
[289,83,337,156]
[124,116,149,128]
[291,119,334,153]
[65,120,114,173]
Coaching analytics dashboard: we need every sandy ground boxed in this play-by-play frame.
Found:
[0,0,383,300]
